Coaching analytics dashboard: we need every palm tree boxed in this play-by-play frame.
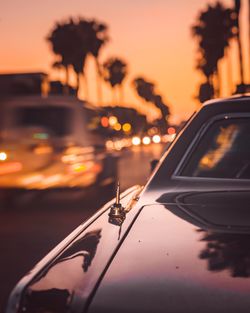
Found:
[70,19,93,98]
[234,0,245,86]
[47,18,109,101]
[192,2,236,98]
[102,57,128,104]
[76,19,109,101]
[152,95,170,132]
[132,77,155,101]
[248,0,250,82]
[198,82,214,103]
[47,19,80,92]
[132,77,170,133]
[72,52,88,97]
[52,60,64,79]
[85,20,109,104]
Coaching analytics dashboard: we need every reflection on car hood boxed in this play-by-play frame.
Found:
[6,185,142,313]
[157,189,250,232]
[7,187,250,313]
[88,193,250,313]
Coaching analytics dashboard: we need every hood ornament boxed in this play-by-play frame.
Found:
[108,181,126,226]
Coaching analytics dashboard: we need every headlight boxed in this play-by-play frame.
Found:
[152,135,161,144]
[0,152,7,161]
[132,136,141,146]
[142,136,151,145]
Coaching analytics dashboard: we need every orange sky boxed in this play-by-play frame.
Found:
[0,0,249,123]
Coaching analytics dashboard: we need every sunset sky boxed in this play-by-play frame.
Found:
[0,0,249,123]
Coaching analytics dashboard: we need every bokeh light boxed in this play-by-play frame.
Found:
[132,136,141,146]
[142,136,151,145]
[101,116,109,127]
[109,116,118,126]
[167,127,176,135]
[152,135,161,143]
[122,123,131,132]
[0,152,7,161]
[114,123,122,131]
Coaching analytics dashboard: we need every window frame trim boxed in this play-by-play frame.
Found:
[173,112,250,181]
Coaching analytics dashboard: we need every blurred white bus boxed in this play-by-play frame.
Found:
[0,95,117,207]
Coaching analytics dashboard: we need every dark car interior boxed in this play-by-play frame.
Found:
[181,118,250,179]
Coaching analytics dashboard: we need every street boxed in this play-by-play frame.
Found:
[0,144,165,311]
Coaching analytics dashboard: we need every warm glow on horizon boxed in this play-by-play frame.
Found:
[0,0,249,123]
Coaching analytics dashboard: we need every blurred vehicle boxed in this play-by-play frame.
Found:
[105,138,132,151]
[7,96,250,313]
[130,134,174,147]
[0,95,118,205]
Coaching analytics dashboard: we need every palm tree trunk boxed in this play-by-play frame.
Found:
[63,65,70,95]
[211,74,218,97]
[119,85,124,104]
[95,59,103,105]
[76,73,81,96]
[160,110,167,133]
[226,48,233,95]
[249,0,250,82]
[82,74,89,101]
[65,66,69,85]
[112,87,116,105]
[237,32,245,85]
[234,0,245,85]
[208,74,213,88]
[217,67,221,97]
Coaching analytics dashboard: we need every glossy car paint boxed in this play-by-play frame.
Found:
[6,96,250,313]
[89,200,250,313]
[6,186,142,313]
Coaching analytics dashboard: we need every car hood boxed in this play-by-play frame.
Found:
[7,188,250,313]
[6,185,143,313]
[88,193,250,313]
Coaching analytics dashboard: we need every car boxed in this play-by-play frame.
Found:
[6,95,250,313]
[0,95,118,207]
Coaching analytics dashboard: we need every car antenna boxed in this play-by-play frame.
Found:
[108,181,126,226]
[115,181,121,206]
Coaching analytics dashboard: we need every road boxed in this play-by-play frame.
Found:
[0,144,165,311]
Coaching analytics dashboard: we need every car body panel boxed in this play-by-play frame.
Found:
[149,97,250,182]
[89,194,250,313]
[6,185,142,313]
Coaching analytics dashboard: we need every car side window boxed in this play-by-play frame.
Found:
[15,106,73,137]
[180,118,250,179]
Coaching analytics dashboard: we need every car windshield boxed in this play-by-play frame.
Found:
[15,106,73,136]
[180,117,250,179]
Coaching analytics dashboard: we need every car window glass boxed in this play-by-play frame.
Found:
[15,106,73,136]
[180,118,250,179]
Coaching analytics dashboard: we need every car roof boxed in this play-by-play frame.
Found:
[202,94,250,110]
